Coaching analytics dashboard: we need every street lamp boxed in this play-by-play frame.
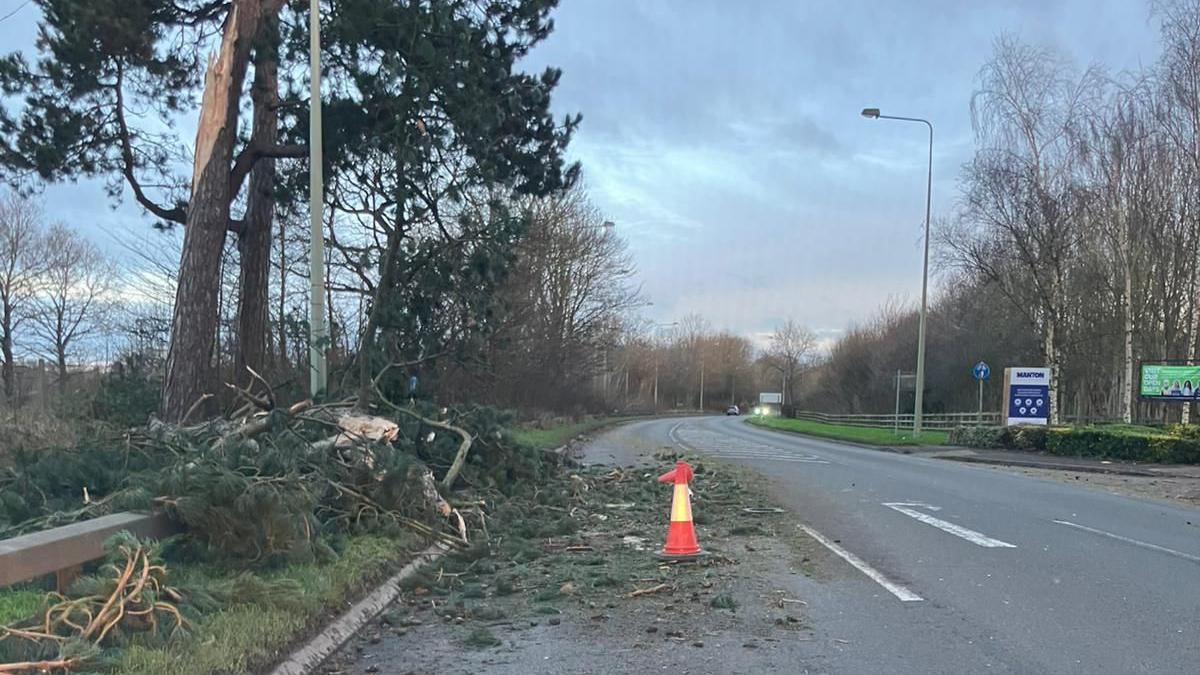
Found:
[653,321,678,410]
[308,0,328,397]
[861,107,933,435]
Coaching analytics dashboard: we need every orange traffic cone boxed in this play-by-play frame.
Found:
[657,461,702,559]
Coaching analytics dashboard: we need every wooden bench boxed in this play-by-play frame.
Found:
[0,512,179,590]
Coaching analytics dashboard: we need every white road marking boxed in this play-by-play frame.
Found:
[883,503,1017,548]
[1052,520,1200,564]
[668,422,690,451]
[799,524,923,602]
[883,501,941,511]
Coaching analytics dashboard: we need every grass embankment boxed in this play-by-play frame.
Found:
[747,416,950,446]
[511,416,638,450]
[0,534,419,674]
[117,534,418,675]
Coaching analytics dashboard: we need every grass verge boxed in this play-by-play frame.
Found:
[0,590,42,627]
[511,416,638,450]
[747,416,949,446]
[1,536,419,674]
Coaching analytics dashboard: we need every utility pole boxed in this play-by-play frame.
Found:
[308,0,328,397]
[699,360,705,411]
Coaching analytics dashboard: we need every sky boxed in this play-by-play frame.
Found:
[0,0,1168,349]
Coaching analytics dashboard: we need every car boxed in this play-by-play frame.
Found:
[725,405,740,416]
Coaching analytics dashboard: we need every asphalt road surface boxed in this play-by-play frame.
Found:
[592,415,1200,674]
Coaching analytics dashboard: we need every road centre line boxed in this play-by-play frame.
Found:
[1052,519,1200,564]
[883,503,1017,548]
[798,524,923,602]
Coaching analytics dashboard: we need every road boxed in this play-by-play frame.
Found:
[590,415,1200,674]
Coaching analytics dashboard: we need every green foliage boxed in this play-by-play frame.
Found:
[92,349,163,428]
[709,593,738,610]
[947,425,1008,448]
[1045,428,1200,463]
[118,535,411,675]
[0,589,43,626]
[949,423,1200,464]
[1009,426,1047,450]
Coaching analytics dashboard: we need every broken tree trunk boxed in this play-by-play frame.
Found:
[236,15,280,390]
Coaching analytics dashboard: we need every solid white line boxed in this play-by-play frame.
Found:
[798,524,924,602]
[883,503,1017,548]
[1053,520,1200,564]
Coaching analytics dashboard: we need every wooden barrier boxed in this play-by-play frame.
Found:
[0,512,179,590]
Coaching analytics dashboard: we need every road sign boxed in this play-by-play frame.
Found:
[759,392,782,404]
[972,361,990,381]
[1003,367,1050,426]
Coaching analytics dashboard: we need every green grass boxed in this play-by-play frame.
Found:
[0,589,43,626]
[511,416,638,450]
[746,416,949,446]
[117,533,416,675]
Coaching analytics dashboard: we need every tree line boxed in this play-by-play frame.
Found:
[0,0,589,422]
[799,0,1200,425]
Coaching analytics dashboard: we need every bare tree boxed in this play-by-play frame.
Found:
[1155,0,1200,421]
[764,319,817,405]
[948,35,1101,424]
[29,225,114,393]
[0,192,46,402]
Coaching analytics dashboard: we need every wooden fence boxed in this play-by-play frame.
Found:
[790,410,1001,431]
[0,512,178,591]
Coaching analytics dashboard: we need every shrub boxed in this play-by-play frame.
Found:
[92,350,162,427]
[1009,426,1047,451]
[1044,427,1200,464]
[947,426,1007,448]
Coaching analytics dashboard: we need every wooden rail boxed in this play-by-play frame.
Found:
[0,512,178,590]
[790,410,1001,430]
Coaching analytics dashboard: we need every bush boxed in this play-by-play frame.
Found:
[1044,427,1200,464]
[1009,426,1047,451]
[949,423,1200,464]
[92,350,162,427]
[947,426,1007,448]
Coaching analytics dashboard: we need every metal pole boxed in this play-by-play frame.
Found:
[699,361,705,411]
[865,113,933,435]
[894,369,901,435]
[308,0,328,397]
[913,120,933,435]
[978,378,984,426]
[654,361,659,410]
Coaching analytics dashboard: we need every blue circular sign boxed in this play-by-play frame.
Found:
[972,361,990,381]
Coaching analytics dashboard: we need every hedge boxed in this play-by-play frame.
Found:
[948,424,1200,464]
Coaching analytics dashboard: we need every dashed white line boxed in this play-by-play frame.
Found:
[883,503,1017,548]
[799,524,923,602]
[1053,520,1200,564]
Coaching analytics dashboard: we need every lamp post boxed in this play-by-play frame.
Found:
[861,107,933,435]
[308,0,328,397]
[653,321,677,410]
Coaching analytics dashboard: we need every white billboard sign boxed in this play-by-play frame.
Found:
[759,392,782,404]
